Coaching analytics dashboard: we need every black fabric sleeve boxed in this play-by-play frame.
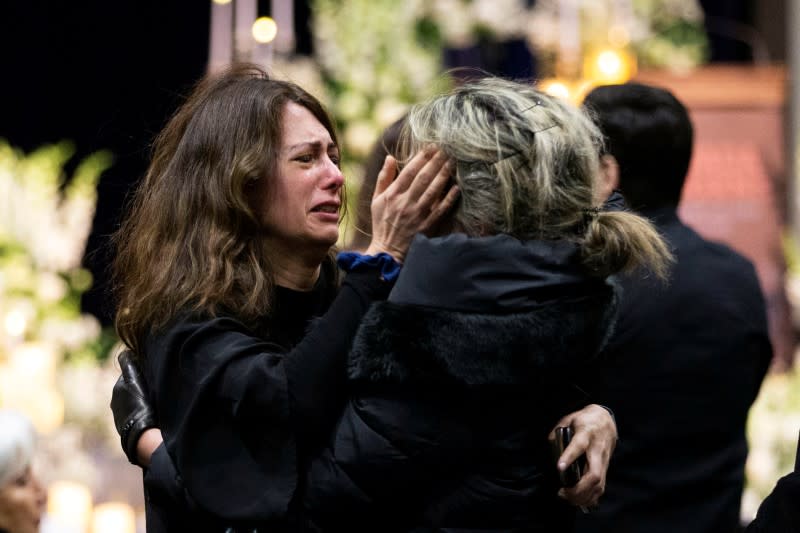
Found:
[144,269,390,523]
[283,270,392,446]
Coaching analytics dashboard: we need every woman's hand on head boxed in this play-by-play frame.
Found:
[549,404,617,509]
[364,148,459,263]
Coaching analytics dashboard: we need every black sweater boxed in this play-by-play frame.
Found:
[141,265,391,532]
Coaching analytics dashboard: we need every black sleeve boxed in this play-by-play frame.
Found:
[142,443,197,531]
[284,269,391,445]
[305,388,481,528]
[145,269,391,523]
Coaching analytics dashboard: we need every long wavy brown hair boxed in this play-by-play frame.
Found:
[113,64,340,357]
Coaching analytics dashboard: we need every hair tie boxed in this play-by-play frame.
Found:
[336,251,402,282]
[583,206,601,227]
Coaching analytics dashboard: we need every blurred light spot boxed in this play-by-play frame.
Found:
[252,17,278,44]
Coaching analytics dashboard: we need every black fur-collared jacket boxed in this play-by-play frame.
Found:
[304,233,619,532]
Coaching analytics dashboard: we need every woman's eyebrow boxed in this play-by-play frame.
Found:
[285,140,338,152]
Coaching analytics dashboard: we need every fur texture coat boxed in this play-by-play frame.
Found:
[304,233,619,532]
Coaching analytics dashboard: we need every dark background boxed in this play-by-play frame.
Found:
[0,0,776,325]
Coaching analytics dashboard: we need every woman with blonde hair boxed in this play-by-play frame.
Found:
[0,410,47,533]
[109,66,623,531]
[304,77,672,531]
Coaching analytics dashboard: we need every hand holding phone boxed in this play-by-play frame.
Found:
[551,426,586,488]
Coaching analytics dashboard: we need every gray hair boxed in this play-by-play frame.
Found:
[0,410,36,487]
[403,77,672,279]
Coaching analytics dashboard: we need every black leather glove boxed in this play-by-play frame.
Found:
[110,350,157,466]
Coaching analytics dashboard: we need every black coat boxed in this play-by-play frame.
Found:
[305,234,620,532]
[139,267,391,532]
[574,208,772,533]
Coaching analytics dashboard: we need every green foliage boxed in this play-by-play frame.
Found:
[0,140,116,363]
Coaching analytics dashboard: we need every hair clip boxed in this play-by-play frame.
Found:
[491,123,561,170]
[520,98,544,113]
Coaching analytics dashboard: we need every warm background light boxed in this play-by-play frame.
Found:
[9,342,59,383]
[212,0,232,4]
[48,481,93,532]
[4,309,27,337]
[583,46,637,85]
[608,25,631,47]
[539,79,571,101]
[92,502,136,533]
[538,78,594,105]
[252,17,278,44]
[1,341,65,433]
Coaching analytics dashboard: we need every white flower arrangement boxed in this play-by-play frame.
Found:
[309,0,449,239]
[526,0,708,73]
[312,0,445,163]
[741,363,800,523]
[308,0,709,192]
[0,140,121,491]
[424,0,531,48]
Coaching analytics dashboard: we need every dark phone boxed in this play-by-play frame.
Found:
[551,426,585,488]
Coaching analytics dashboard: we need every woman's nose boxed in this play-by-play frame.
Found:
[32,475,47,507]
[322,156,344,190]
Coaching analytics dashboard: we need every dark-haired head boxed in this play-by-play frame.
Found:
[113,63,342,355]
[583,82,693,211]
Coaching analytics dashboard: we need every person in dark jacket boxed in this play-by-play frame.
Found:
[109,65,621,531]
[302,77,673,532]
[109,62,460,531]
[575,83,773,533]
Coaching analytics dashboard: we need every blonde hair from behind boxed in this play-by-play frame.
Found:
[401,76,672,279]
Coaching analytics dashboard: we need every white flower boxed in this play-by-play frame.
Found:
[59,361,119,432]
[38,315,101,351]
[35,425,99,489]
[472,0,529,39]
[2,298,37,340]
[739,488,762,525]
[337,92,370,121]
[662,0,704,22]
[430,0,477,47]
[746,448,777,488]
[35,272,68,303]
[7,341,60,385]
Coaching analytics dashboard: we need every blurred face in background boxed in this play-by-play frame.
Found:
[0,465,46,533]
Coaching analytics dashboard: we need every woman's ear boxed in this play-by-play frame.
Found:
[597,154,620,202]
